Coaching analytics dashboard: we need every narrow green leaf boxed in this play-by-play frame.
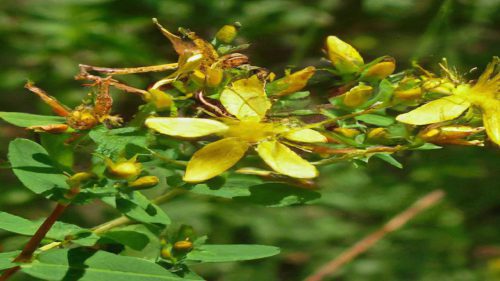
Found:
[373,153,403,169]
[0,212,99,246]
[104,192,170,226]
[0,251,20,271]
[356,114,395,126]
[234,183,321,207]
[21,248,198,281]
[102,230,150,251]
[8,138,69,196]
[187,244,280,263]
[0,112,65,127]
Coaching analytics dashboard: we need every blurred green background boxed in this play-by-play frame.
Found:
[1,0,499,280]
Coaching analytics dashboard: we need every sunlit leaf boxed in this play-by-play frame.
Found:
[145,117,228,138]
[396,95,471,125]
[220,75,271,121]
[0,112,66,127]
[184,137,249,182]
[256,140,317,178]
[186,244,280,263]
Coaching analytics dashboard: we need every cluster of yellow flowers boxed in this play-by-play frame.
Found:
[15,20,498,184]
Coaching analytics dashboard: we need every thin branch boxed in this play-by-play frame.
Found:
[0,203,68,281]
[305,190,445,281]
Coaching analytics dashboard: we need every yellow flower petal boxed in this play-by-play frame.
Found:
[183,138,249,182]
[145,117,228,138]
[283,128,327,143]
[220,75,271,121]
[326,36,364,73]
[396,95,471,125]
[482,102,500,145]
[256,140,318,179]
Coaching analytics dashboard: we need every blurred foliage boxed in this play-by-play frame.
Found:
[0,0,499,280]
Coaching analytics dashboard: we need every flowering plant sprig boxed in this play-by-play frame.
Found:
[0,19,497,281]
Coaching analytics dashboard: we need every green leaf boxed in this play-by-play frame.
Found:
[104,192,170,226]
[102,230,150,251]
[412,143,443,150]
[8,138,69,196]
[188,175,263,199]
[0,251,20,271]
[373,153,403,169]
[187,244,280,263]
[40,134,74,168]
[0,112,66,127]
[234,183,321,207]
[356,114,395,126]
[89,126,149,158]
[0,212,99,246]
[21,248,198,281]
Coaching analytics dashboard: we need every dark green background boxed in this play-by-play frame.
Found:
[1,0,499,280]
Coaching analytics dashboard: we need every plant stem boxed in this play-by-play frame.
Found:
[0,203,68,281]
[305,190,445,281]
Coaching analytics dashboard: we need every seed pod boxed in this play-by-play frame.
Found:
[106,157,142,181]
[215,24,238,44]
[343,84,373,107]
[219,53,249,69]
[128,176,160,190]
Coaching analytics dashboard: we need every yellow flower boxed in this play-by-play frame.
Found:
[397,57,500,145]
[145,75,327,182]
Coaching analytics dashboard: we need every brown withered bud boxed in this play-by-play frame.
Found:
[66,105,99,130]
[93,79,113,119]
[219,53,249,69]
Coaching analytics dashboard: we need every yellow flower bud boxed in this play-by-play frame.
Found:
[105,157,142,181]
[173,240,193,252]
[326,36,364,74]
[147,89,173,111]
[160,246,172,259]
[334,128,361,138]
[343,84,373,107]
[419,125,484,146]
[362,58,396,80]
[128,176,159,190]
[215,24,238,44]
[66,172,95,187]
[367,127,388,141]
[394,87,422,100]
[270,66,316,96]
[206,67,223,87]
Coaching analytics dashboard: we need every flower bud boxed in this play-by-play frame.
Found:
[105,157,142,181]
[334,128,361,138]
[420,125,484,146]
[160,246,172,259]
[128,176,159,190]
[367,127,388,142]
[269,66,316,96]
[66,172,95,187]
[394,87,422,100]
[215,24,239,44]
[343,84,373,107]
[326,36,364,74]
[362,58,396,80]
[206,67,224,87]
[147,89,173,111]
[173,240,193,252]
